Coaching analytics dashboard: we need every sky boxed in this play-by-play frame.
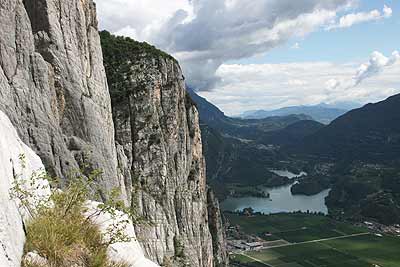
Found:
[96,0,399,116]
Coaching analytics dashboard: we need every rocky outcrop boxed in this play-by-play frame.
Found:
[207,189,229,267]
[114,55,213,266]
[86,201,161,267]
[0,110,159,267]
[0,1,227,266]
[101,32,228,266]
[0,110,47,267]
[0,0,125,198]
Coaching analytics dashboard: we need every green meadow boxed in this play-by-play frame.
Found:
[227,213,400,267]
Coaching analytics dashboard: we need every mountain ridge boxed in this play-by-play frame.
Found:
[287,93,400,224]
[187,89,318,197]
[296,93,400,162]
[240,104,349,124]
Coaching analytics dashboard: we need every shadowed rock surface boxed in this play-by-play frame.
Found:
[0,1,227,267]
[0,0,125,198]
[101,31,228,267]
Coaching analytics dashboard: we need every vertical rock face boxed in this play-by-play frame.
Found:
[101,33,227,266]
[113,54,212,266]
[0,110,160,267]
[0,1,227,266]
[207,189,229,267]
[0,110,48,267]
[0,0,124,197]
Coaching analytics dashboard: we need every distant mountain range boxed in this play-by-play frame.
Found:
[296,93,400,162]
[296,94,400,224]
[188,88,313,140]
[190,88,400,224]
[187,88,319,197]
[257,120,325,147]
[190,88,400,165]
[239,104,352,124]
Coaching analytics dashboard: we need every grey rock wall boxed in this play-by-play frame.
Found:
[0,0,126,198]
[0,1,227,266]
[207,189,229,267]
[111,55,214,266]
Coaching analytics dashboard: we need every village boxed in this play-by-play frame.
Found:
[226,224,273,253]
[225,210,400,255]
[357,221,400,237]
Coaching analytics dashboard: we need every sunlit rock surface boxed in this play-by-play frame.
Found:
[0,110,47,267]
[0,110,159,267]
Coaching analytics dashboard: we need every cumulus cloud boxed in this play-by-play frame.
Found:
[383,5,393,17]
[354,50,400,85]
[326,5,392,30]
[325,78,341,91]
[197,54,400,115]
[96,0,353,90]
[95,0,397,108]
[287,79,308,86]
[96,0,193,42]
[291,42,301,49]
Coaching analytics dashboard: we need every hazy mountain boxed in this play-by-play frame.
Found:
[188,89,315,197]
[188,88,313,140]
[318,101,361,110]
[287,94,400,224]
[298,94,400,162]
[258,120,325,146]
[240,104,349,124]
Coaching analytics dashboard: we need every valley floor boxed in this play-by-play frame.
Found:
[226,213,400,267]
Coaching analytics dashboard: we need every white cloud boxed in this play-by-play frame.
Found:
[95,0,397,108]
[326,79,340,90]
[383,5,393,18]
[113,26,140,40]
[326,5,392,30]
[96,0,353,90]
[291,42,301,49]
[198,53,400,116]
[354,50,400,85]
[96,0,193,42]
[287,79,308,86]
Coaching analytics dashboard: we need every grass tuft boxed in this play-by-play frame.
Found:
[21,180,128,267]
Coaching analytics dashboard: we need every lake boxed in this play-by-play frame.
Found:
[221,170,331,214]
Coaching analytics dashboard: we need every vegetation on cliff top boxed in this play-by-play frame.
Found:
[100,30,177,119]
[100,30,175,62]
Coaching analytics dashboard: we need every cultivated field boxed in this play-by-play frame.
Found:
[227,213,400,267]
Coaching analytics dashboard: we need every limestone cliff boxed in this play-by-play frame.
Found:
[101,32,228,266]
[0,110,47,267]
[0,110,160,267]
[0,0,125,198]
[0,1,227,266]
[207,189,229,267]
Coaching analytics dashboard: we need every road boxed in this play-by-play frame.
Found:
[263,232,370,249]
[238,253,273,267]
[233,232,371,267]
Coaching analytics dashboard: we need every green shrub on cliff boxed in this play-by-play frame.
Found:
[100,30,176,115]
[100,30,175,63]
[10,156,130,267]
